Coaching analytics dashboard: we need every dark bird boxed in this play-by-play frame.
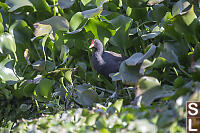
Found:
[89,39,125,79]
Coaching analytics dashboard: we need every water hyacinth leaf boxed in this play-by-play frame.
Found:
[147,0,164,6]
[125,45,156,66]
[70,12,85,31]
[172,0,190,17]
[141,32,161,40]
[84,18,115,44]
[119,61,141,85]
[34,16,69,36]
[86,114,99,126]
[81,0,92,6]
[126,0,148,8]
[109,72,121,81]
[22,82,36,97]
[137,76,161,91]
[37,78,55,97]
[79,89,99,107]
[32,60,45,72]
[58,0,75,9]
[5,0,33,12]
[128,119,157,133]
[34,23,52,38]
[81,0,108,18]
[113,99,123,112]
[172,0,196,26]
[141,85,175,106]
[159,48,179,65]
[0,32,17,60]
[157,110,177,128]
[64,70,73,84]
[110,15,132,49]
[0,58,23,85]
[150,57,168,68]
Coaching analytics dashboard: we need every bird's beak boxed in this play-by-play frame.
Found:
[89,40,95,48]
[89,43,94,48]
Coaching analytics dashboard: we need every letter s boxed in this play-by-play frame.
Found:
[188,103,198,116]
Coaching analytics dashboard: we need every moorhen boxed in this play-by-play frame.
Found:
[89,39,125,79]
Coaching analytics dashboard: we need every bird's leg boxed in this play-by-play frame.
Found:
[110,81,119,99]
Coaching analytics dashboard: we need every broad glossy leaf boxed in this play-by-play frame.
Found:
[34,23,52,38]
[0,33,17,59]
[79,89,99,107]
[141,85,175,106]
[141,32,161,40]
[109,72,121,81]
[0,58,23,85]
[150,57,168,68]
[113,99,123,112]
[9,20,32,44]
[86,114,99,126]
[110,15,132,49]
[119,61,141,85]
[127,0,148,8]
[157,110,177,128]
[125,45,156,66]
[5,0,33,12]
[64,70,72,84]
[22,82,36,97]
[81,0,108,18]
[58,0,75,9]
[147,0,164,6]
[37,78,55,97]
[70,12,85,31]
[34,16,69,37]
[137,76,161,91]
[128,119,157,133]
[85,18,115,44]
[172,0,196,26]
[81,0,92,6]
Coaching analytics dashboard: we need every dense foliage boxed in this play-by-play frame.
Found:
[0,0,200,132]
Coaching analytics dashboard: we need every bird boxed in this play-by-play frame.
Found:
[89,39,125,79]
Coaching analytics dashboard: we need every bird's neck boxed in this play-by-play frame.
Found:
[94,48,104,56]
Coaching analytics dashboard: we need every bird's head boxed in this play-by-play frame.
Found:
[89,39,103,51]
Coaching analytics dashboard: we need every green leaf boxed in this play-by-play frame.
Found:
[64,70,73,84]
[141,85,175,106]
[0,58,23,85]
[22,82,36,97]
[150,57,168,68]
[113,99,123,112]
[70,12,85,31]
[79,89,99,107]
[81,0,92,6]
[37,78,55,97]
[58,0,75,9]
[147,0,164,6]
[109,72,121,81]
[137,76,161,91]
[128,119,157,133]
[126,0,148,8]
[110,15,132,49]
[84,18,115,44]
[81,0,108,18]
[0,32,17,60]
[172,0,196,26]
[86,114,99,126]
[34,16,69,37]
[119,61,141,85]
[125,45,156,66]
[5,0,33,12]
